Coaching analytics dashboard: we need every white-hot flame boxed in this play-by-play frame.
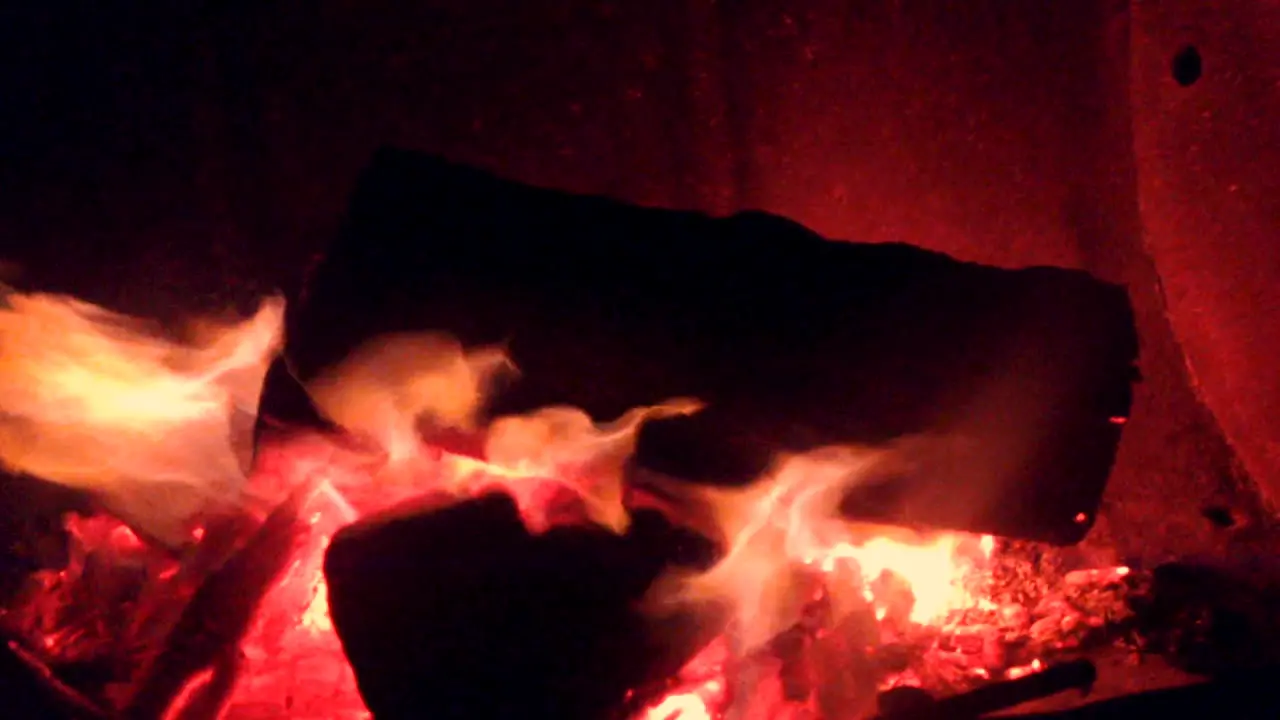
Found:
[0,289,284,546]
[647,446,991,652]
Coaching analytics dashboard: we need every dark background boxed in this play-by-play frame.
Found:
[0,0,1276,564]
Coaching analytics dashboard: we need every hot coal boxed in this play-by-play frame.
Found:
[323,492,721,720]
[123,480,318,719]
[266,148,1139,545]
[0,473,92,605]
[2,477,1268,720]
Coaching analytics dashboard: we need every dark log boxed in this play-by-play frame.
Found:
[898,659,1097,719]
[1000,665,1280,720]
[1132,561,1280,676]
[323,493,720,720]
[0,638,108,720]
[263,148,1139,545]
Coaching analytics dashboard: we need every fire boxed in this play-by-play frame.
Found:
[642,686,719,720]
[638,639,731,720]
[305,332,514,463]
[811,533,990,624]
[647,446,990,653]
[630,447,999,719]
[306,331,700,532]
[0,288,284,546]
[0,285,1097,720]
[484,400,702,531]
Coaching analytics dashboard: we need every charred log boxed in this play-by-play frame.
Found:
[265,148,1138,545]
[1002,665,1280,720]
[0,639,107,720]
[323,492,720,720]
[873,658,1097,719]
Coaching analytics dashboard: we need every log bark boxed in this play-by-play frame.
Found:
[263,148,1139,545]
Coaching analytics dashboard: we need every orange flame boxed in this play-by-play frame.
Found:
[306,330,700,532]
[647,445,990,652]
[0,281,1007,719]
[306,332,515,464]
[0,289,284,546]
[485,400,702,531]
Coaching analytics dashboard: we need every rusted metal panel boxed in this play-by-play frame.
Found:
[1130,0,1280,508]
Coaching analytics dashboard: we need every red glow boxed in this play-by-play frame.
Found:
[110,524,144,552]
[636,639,730,720]
[160,668,217,720]
[219,435,1011,718]
[217,432,605,718]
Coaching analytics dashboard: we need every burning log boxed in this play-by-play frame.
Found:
[323,492,721,720]
[267,148,1139,545]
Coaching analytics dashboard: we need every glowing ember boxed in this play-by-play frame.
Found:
[220,479,368,719]
[641,686,718,720]
[808,535,992,624]
[645,447,992,654]
[299,576,333,634]
[1006,658,1045,680]
[0,290,1139,720]
[636,638,730,720]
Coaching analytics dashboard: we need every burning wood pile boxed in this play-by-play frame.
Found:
[2,150,1275,719]
[0,429,1142,720]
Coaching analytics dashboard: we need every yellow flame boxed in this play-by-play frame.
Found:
[0,290,284,546]
[306,332,514,463]
[485,399,702,531]
[647,445,987,652]
[307,329,701,532]
[641,690,715,720]
[809,535,974,623]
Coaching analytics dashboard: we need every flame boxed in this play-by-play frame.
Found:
[307,330,700,532]
[485,399,702,531]
[0,289,284,546]
[0,283,1015,718]
[648,445,989,653]
[642,688,717,720]
[306,332,515,463]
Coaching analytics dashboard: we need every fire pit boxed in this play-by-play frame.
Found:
[2,149,1278,720]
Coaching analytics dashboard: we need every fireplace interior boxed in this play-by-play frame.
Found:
[1,1,1279,719]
